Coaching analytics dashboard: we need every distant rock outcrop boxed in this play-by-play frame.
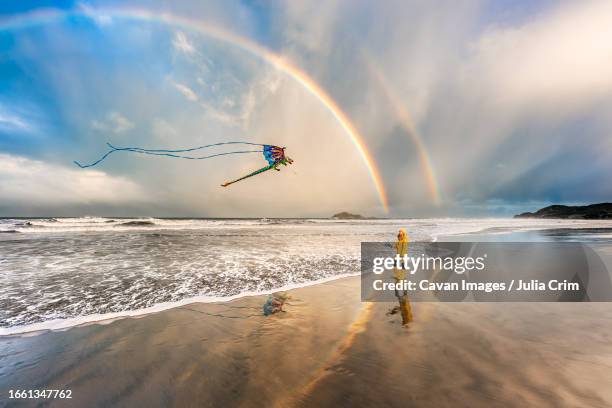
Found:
[332,212,365,220]
[514,203,612,219]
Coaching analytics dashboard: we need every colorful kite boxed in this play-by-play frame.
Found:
[221,145,293,187]
[74,142,294,187]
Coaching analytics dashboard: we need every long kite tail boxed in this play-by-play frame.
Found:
[221,164,275,187]
[74,142,267,168]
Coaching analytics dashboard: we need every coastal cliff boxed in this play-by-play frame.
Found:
[515,203,612,219]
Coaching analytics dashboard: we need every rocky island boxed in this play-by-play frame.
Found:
[332,212,365,220]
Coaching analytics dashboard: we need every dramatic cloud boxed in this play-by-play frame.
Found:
[468,1,612,113]
[274,0,612,215]
[0,153,149,213]
[1,1,611,216]
[426,0,612,210]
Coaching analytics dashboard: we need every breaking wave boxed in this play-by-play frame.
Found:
[2,217,611,335]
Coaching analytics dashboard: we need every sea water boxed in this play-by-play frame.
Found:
[1,217,611,334]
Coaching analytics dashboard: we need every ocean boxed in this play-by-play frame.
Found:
[2,217,612,335]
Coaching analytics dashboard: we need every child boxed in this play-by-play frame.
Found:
[394,229,413,324]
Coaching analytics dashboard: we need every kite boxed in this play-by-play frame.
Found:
[74,142,294,187]
[221,145,293,187]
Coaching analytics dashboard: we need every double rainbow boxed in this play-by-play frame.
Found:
[0,6,446,212]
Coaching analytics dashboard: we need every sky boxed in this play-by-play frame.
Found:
[0,0,611,218]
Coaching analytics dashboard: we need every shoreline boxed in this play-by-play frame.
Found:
[3,225,612,406]
[0,273,361,337]
[3,275,612,406]
[5,223,612,337]
[0,276,372,407]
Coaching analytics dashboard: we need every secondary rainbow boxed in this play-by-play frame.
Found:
[0,7,390,212]
[363,54,441,206]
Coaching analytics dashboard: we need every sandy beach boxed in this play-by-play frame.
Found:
[2,0,612,405]
[2,275,612,407]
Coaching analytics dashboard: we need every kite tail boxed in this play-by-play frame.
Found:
[221,164,275,187]
[74,147,119,168]
[107,141,266,153]
[74,141,268,168]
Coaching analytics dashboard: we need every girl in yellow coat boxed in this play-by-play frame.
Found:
[394,228,409,280]
[394,228,413,324]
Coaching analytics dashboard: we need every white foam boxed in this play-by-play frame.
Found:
[0,272,359,336]
[3,217,612,336]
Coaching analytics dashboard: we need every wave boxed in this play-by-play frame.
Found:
[3,217,612,335]
[0,272,359,336]
[116,220,156,227]
[2,216,612,233]
[0,217,310,233]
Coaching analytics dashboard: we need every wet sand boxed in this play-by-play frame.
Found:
[1,276,612,407]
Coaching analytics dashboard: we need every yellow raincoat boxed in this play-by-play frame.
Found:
[393,228,409,280]
[394,228,413,323]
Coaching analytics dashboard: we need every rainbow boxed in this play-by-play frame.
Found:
[0,7,390,212]
[363,54,441,206]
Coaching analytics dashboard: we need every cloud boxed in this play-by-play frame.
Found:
[465,1,612,115]
[91,112,134,134]
[422,0,612,207]
[78,3,113,26]
[281,1,340,56]
[0,102,40,134]
[0,153,148,208]
[233,70,283,127]
[0,112,31,132]
[172,82,199,102]
[172,31,195,54]
[271,0,612,215]
[3,1,611,216]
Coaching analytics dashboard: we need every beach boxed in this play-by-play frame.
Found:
[3,218,612,407]
[2,275,612,407]
[3,1,612,405]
